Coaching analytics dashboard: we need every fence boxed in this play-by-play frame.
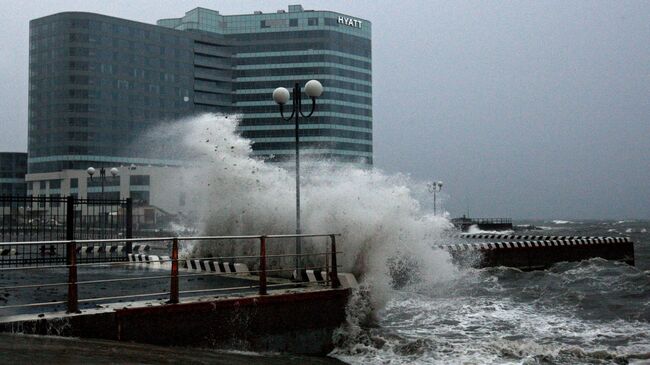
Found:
[451,217,513,225]
[0,196,132,266]
[0,233,341,315]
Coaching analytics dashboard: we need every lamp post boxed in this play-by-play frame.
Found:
[427,181,443,215]
[272,80,323,276]
[87,167,118,228]
[87,167,118,199]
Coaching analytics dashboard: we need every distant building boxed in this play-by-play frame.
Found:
[27,5,371,211]
[0,152,27,196]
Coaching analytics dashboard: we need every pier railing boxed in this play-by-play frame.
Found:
[0,233,342,315]
[451,217,513,225]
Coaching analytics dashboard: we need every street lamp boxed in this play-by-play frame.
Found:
[87,166,118,229]
[272,80,323,276]
[87,167,118,199]
[427,181,443,215]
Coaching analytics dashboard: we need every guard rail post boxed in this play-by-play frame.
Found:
[125,198,133,253]
[169,237,179,304]
[259,235,267,295]
[330,235,341,288]
[66,240,79,313]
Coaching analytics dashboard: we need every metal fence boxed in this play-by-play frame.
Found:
[451,217,513,225]
[0,233,342,315]
[0,196,132,266]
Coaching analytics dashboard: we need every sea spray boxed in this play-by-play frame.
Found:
[143,114,458,306]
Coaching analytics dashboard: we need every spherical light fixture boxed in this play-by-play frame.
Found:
[87,167,96,177]
[304,80,323,98]
[110,167,119,177]
[272,87,290,105]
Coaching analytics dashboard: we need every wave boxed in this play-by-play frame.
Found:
[466,225,514,235]
[552,220,573,224]
[146,113,457,308]
[332,258,650,364]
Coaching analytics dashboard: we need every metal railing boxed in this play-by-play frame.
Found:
[0,233,342,315]
[451,217,513,225]
[0,196,132,243]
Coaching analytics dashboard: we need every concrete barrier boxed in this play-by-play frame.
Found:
[304,270,358,289]
[174,258,250,273]
[439,236,634,270]
[456,234,627,241]
[0,248,16,256]
[131,244,150,253]
[0,288,351,355]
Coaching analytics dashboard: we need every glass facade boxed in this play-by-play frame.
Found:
[159,5,373,165]
[28,12,232,173]
[0,153,27,196]
[28,5,372,176]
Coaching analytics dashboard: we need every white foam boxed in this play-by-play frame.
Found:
[466,225,514,235]
[331,290,650,364]
[552,220,573,224]
[144,114,457,308]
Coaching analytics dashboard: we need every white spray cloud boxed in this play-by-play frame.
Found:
[145,113,458,305]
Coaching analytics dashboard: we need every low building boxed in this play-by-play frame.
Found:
[0,152,27,196]
[25,165,199,214]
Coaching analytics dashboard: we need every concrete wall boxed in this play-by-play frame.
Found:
[1,288,350,355]
[446,239,635,270]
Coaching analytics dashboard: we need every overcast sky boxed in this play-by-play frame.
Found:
[1,0,648,219]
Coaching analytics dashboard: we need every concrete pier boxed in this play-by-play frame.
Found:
[443,236,635,270]
[1,287,350,355]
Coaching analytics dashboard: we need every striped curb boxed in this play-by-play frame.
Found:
[438,237,630,251]
[185,259,249,274]
[453,234,631,241]
[75,244,143,254]
[303,270,358,289]
[128,254,172,268]
[0,248,16,256]
[293,269,359,289]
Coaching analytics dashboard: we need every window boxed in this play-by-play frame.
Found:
[130,175,150,185]
[308,18,319,26]
[40,181,46,189]
[289,19,298,27]
[324,18,338,26]
[131,191,149,205]
[70,178,78,188]
[51,194,60,207]
[50,180,61,189]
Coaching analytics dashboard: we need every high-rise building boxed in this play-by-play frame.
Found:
[158,5,372,164]
[26,5,371,210]
[28,12,232,174]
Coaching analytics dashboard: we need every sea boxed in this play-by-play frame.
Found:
[329,220,650,364]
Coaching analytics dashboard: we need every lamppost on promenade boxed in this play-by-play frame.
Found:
[427,181,443,215]
[87,167,119,199]
[272,80,323,276]
[87,167,118,227]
